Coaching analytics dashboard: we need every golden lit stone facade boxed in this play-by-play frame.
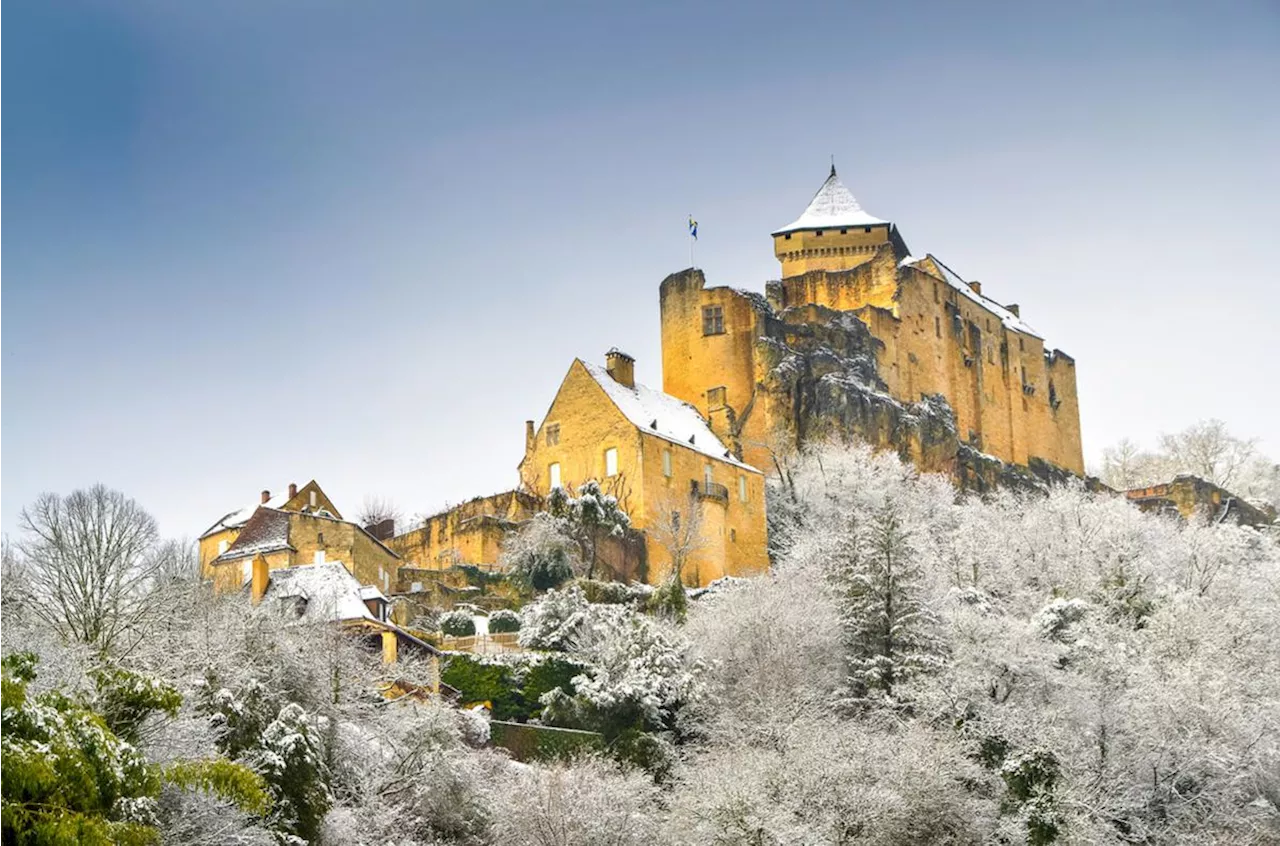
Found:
[518,352,768,586]
[206,502,402,596]
[387,491,538,572]
[661,167,1084,477]
[198,480,340,579]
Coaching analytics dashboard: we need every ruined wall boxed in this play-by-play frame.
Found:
[388,491,538,571]
[1126,476,1276,528]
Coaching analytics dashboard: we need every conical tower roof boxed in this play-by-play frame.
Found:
[772,165,887,236]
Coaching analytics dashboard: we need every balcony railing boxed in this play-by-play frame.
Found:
[691,480,729,504]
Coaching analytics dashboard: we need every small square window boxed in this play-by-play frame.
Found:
[864,226,872,233]
[839,228,848,235]
[702,305,725,335]
[815,230,824,237]
[707,386,726,408]
[662,450,672,478]
[545,423,560,446]
[605,448,619,477]
[549,462,562,489]
[784,233,792,240]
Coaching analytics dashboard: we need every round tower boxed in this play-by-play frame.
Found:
[772,165,898,278]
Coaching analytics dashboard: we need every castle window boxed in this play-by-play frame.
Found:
[738,475,748,502]
[549,462,561,489]
[704,464,714,487]
[935,316,941,338]
[605,447,619,477]
[864,226,872,233]
[310,491,317,507]
[707,386,726,408]
[784,233,791,240]
[314,549,325,565]
[545,423,560,446]
[730,528,737,543]
[933,283,939,304]
[1019,338,1025,352]
[702,305,725,335]
[840,228,848,234]
[662,449,672,478]
[218,539,229,555]
[815,230,824,237]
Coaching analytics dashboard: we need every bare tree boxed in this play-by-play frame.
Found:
[17,484,165,654]
[356,495,402,530]
[646,489,708,587]
[1157,419,1258,491]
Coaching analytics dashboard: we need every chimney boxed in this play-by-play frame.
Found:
[968,280,982,296]
[288,482,297,499]
[250,555,270,605]
[525,420,535,454]
[605,348,635,388]
[1006,303,1020,317]
[261,489,271,504]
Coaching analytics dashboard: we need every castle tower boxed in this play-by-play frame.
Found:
[772,165,904,277]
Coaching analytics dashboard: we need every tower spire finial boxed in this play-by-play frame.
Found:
[830,154,836,177]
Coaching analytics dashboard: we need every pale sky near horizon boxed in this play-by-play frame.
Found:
[4,0,1278,539]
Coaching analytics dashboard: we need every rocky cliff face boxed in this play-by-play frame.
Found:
[751,300,1074,495]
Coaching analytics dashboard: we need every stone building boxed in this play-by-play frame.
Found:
[198,481,341,579]
[660,166,1083,480]
[205,496,403,597]
[518,350,769,586]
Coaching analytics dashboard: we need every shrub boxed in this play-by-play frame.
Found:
[488,609,521,634]
[440,655,524,720]
[578,578,653,606]
[440,609,477,637]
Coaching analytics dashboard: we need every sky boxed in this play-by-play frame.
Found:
[4,0,1279,539]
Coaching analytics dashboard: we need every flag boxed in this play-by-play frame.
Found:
[688,216,698,240]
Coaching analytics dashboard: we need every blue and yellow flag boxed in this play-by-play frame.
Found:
[688,216,698,240]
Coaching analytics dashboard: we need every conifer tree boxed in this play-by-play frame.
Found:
[829,500,946,710]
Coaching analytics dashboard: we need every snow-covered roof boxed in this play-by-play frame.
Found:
[772,167,888,236]
[900,254,1042,339]
[579,361,761,473]
[264,562,379,623]
[200,493,290,539]
[213,508,294,562]
[358,585,388,603]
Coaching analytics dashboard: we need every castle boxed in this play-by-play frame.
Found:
[202,166,1083,593]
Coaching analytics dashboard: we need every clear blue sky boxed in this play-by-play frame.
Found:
[4,0,1278,538]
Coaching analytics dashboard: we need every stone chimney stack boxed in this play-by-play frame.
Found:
[251,555,270,604]
[288,482,297,499]
[1006,303,1020,317]
[261,489,271,504]
[525,420,535,454]
[605,348,635,388]
[968,280,982,296]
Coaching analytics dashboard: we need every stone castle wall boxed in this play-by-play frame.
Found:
[660,254,1083,480]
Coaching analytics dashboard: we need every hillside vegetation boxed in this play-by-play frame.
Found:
[3,444,1277,845]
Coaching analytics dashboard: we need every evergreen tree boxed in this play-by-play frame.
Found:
[829,501,946,710]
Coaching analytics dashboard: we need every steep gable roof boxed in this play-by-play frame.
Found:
[199,480,340,539]
[212,507,293,563]
[578,360,761,473]
[772,166,888,236]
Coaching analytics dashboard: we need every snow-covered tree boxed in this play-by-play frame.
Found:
[501,511,579,591]
[549,481,632,580]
